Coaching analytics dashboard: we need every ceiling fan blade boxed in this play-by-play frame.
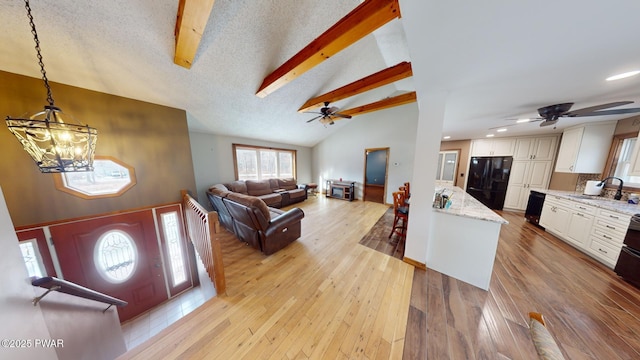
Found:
[566,101,634,116]
[567,107,640,117]
[306,115,322,123]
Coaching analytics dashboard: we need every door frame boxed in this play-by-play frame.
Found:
[436,149,460,187]
[363,147,390,203]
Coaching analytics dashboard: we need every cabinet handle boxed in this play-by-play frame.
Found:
[533,155,536,159]
[569,165,574,171]
[578,206,586,210]
[609,215,619,219]
[598,248,608,254]
[602,234,612,240]
[606,225,616,230]
[576,213,584,217]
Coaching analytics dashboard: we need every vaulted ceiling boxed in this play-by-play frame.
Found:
[1,0,640,146]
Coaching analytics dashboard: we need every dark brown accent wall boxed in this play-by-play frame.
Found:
[0,71,196,227]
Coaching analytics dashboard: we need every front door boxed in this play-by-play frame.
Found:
[364,148,389,203]
[50,210,168,322]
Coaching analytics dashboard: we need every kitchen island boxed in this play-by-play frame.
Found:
[427,186,508,290]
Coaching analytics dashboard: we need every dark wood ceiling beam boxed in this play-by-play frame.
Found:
[339,91,417,117]
[256,0,401,98]
[174,0,216,69]
[298,61,412,113]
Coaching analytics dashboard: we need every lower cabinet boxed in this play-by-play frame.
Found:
[539,198,571,235]
[540,196,630,268]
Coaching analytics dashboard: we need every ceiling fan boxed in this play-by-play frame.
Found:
[305,102,352,125]
[495,101,640,129]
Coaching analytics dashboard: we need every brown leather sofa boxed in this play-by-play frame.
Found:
[222,178,307,208]
[207,184,305,255]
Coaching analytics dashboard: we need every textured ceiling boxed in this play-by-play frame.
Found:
[2,0,640,146]
[0,0,411,147]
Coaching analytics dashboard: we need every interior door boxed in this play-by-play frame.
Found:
[364,148,389,203]
[436,150,459,186]
[50,210,168,322]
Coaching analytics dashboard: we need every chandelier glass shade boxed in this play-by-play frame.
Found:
[6,0,98,173]
[6,106,98,173]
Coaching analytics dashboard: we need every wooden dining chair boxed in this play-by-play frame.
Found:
[403,182,410,199]
[388,191,409,241]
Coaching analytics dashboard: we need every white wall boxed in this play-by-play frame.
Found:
[0,187,57,359]
[312,104,418,204]
[189,132,313,208]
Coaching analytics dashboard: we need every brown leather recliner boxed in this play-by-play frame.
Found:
[208,187,305,255]
[206,184,235,234]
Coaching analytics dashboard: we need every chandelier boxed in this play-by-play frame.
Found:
[5,0,97,173]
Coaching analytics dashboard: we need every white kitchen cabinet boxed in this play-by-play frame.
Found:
[586,208,630,267]
[513,136,558,161]
[554,122,616,173]
[564,207,595,248]
[540,194,631,269]
[471,138,515,156]
[504,160,553,210]
[539,197,571,236]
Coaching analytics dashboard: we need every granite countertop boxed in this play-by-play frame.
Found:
[532,188,640,216]
[433,186,508,224]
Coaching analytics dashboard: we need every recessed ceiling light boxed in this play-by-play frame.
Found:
[486,134,495,138]
[516,118,530,123]
[606,70,640,81]
[443,136,451,139]
[496,128,507,132]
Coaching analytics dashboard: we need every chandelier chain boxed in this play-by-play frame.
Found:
[24,0,54,107]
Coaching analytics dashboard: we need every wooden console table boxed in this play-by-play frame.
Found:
[325,180,355,201]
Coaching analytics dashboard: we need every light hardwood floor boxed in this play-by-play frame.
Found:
[119,197,640,359]
[119,195,413,359]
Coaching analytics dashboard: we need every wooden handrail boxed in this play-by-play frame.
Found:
[181,190,226,295]
[31,276,127,312]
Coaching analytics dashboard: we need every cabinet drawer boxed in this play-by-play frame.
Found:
[588,237,621,264]
[570,202,596,215]
[592,219,627,238]
[596,209,631,227]
[590,226,624,246]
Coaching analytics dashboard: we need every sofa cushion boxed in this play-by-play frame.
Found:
[278,178,298,191]
[226,192,271,220]
[225,180,248,194]
[246,180,273,196]
[208,184,230,196]
[258,193,281,208]
[268,178,280,191]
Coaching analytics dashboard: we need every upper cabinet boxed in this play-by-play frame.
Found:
[471,138,515,156]
[554,122,616,173]
[513,136,558,161]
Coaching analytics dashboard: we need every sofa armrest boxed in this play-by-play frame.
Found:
[265,208,305,237]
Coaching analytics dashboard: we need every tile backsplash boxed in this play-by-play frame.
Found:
[575,173,633,201]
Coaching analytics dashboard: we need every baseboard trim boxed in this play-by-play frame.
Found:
[403,257,426,270]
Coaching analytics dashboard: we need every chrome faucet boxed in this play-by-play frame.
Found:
[598,177,624,200]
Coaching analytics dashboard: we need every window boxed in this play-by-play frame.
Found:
[94,230,138,283]
[19,240,46,278]
[53,156,137,199]
[604,133,640,188]
[233,144,296,180]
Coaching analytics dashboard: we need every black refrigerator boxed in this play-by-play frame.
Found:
[465,156,513,210]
